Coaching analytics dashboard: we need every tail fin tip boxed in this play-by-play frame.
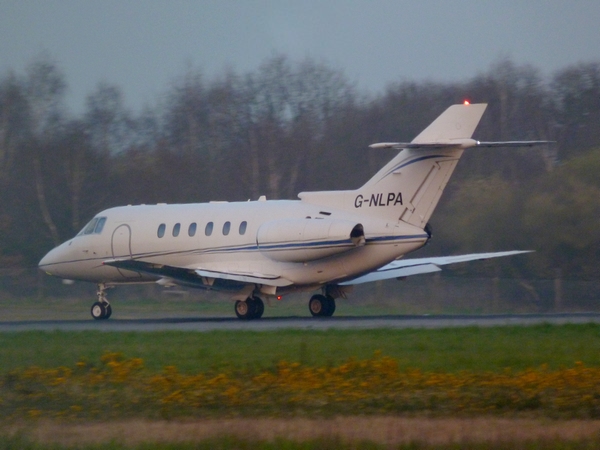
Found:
[411,103,487,143]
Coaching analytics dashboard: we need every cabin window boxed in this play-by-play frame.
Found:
[157,223,166,238]
[94,217,106,234]
[82,218,98,235]
[188,222,197,237]
[78,216,108,236]
[239,221,247,235]
[223,221,231,236]
[173,223,181,237]
[205,222,213,236]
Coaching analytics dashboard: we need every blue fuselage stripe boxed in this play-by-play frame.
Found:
[382,154,446,178]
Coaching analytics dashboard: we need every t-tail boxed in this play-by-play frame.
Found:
[299,103,488,227]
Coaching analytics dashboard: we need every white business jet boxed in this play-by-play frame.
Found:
[39,102,546,320]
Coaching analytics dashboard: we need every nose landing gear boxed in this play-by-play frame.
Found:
[91,283,112,320]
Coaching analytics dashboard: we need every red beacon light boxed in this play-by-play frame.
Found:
[463,100,470,105]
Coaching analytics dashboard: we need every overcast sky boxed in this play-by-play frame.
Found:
[1,0,599,114]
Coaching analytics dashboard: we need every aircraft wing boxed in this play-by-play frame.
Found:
[104,250,531,288]
[340,250,533,285]
[103,259,293,288]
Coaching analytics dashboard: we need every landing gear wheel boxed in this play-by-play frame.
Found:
[251,296,264,319]
[104,304,112,319]
[235,297,265,320]
[324,295,336,317]
[91,283,112,320]
[91,301,108,320]
[309,294,336,317]
[309,294,326,317]
[235,299,252,320]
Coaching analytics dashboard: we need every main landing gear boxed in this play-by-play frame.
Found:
[234,293,337,320]
[308,294,336,317]
[234,296,265,320]
[91,283,112,320]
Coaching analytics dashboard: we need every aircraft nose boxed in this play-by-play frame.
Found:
[38,242,70,275]
[39,247,59,273]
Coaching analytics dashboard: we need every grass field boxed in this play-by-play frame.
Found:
[3,324,600,448]
[1,324,600,373]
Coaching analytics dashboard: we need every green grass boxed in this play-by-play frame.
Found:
[1,324,600,374]
[3,325,600,445]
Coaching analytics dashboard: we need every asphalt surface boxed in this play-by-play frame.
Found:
[1,313,600,332]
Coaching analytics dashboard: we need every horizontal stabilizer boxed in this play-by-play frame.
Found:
[340,250,533,285]
[369,140,553,150]
[475,141,554,147]
[369,140,476,149]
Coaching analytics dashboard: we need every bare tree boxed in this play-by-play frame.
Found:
[0,73,28,186]
[551,62,600,159]
[24,54,67,246]
[85,82,134,155]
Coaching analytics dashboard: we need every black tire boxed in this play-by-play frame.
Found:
[309,294,328,317]
[324,295,336,317]
[105,304,112,319]
[91,301,107,320]
[252,296,264,319]
[234,299,252,320]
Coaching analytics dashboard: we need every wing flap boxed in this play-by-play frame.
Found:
[194,269,293,287]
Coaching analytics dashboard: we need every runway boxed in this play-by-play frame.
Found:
[1,313,600,332]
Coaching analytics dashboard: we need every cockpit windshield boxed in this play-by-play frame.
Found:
[77,217,107,236]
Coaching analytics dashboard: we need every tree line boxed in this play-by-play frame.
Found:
[1,54,599,280]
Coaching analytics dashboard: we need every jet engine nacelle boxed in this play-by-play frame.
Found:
[257,219,365,263]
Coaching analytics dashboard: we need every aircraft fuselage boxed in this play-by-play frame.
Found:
[39,199,428,294]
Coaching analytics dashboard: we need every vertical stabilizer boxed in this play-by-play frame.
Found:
[299,103,488,228]
[411,103,487,143]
